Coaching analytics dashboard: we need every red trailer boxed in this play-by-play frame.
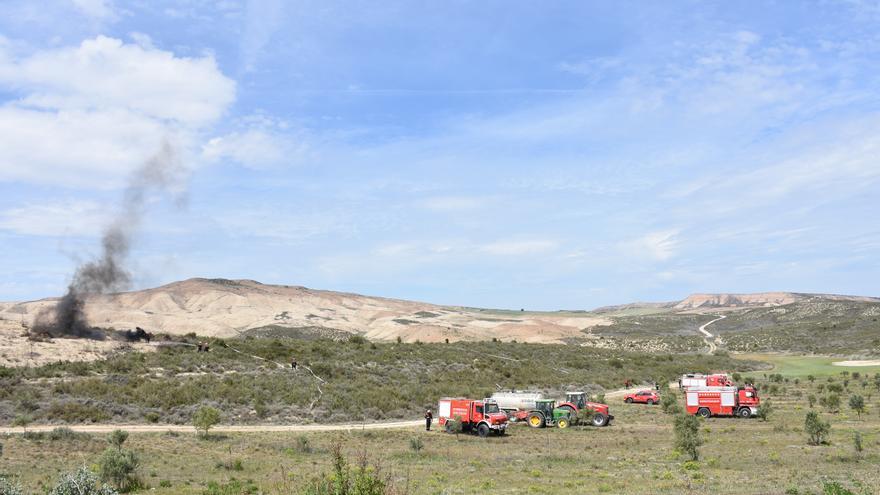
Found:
[438,398,509,437]
[685,386,760,418]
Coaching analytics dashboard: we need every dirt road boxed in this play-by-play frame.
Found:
[0,420,423,435]
[697,314,726,353]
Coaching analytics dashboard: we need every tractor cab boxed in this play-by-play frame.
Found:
[565,392,588,409]
[528,399,573,429]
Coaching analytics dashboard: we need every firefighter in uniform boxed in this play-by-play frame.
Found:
[424,409,433,431]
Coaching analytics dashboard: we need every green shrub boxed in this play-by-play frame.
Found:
[756,399,773,422]
[50,466,119,495]
[805,411,830,446]
[852,430,863,456]
[193,406,221,436]
[661,393,681,414]
[144,412,160,423]
[49,427,90,442]
[202,479,258,495]
[98,447,141,493]
[409,436,423,453]
[108,430,128,450]
[301,445,387,495]
[673,414,703,461]
[848,395,865,419]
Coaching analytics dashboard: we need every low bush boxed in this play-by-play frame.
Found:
[50,466,119,495]
[0,476,24,495]
[98,448,141,493]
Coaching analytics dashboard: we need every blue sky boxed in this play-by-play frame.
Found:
[0,1,878,309]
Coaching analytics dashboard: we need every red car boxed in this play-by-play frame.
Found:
[624,390,660,405]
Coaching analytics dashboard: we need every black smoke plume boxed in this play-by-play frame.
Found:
[33,141,182,339]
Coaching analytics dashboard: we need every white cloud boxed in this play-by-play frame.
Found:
[624,230,679,262]
[0,36,235,126]
[240,0,284,72]
[202,127,311,169]
[70,0,117,20]
[0,36,236,188]
[0,200,109,236]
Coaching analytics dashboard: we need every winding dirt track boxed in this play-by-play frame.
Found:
[697,314,726,353]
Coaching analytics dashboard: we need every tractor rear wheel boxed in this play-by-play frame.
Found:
[477,423,490,438]
[527,412,545,428]
[697,408,711,418]
[557,417,570,429]
[591,413,608,427]
[625,398,633,403]
[738,407,751,418]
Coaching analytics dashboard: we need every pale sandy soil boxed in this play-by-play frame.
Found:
[0,318,152,367]
[0,278,612,366]
[832,360,880,367]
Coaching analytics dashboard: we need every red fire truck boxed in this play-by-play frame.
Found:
[438,398,509,437]
[685,386,760,418]
[679,373,733,390]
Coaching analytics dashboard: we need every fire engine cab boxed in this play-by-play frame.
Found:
[685,386,760,418]
[438,398,509,437]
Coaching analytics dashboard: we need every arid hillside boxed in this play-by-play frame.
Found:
[0,278,610,344]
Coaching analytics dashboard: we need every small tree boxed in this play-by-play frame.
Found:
[804,410,830,446]
[808,394,816,408]
[756,399,773,422]
[11,414,32,433]
[848,395,865,420]
[661,392,681,414]
[108,430,128,451]
[409,436,423,453]
[853,430,863,458]
[807,374,815,384]
[673,414,704,461]
[50,466,119,495]
[193,406,221,436]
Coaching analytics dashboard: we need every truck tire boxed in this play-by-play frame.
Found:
[557,417,570,429]
[527,412,545,428]
[697,408,711,418]
[625,398,633,403]
[737,407,751,418]
[444,421,454,433]
[591,413,608,427]
[477,423,490,438]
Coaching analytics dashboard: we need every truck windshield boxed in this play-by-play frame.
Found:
[484,403,500,414]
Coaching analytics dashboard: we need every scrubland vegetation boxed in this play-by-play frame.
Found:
[2,366,880,494]
[0,336,758,425]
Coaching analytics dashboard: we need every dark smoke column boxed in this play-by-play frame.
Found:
[34,141,182,338]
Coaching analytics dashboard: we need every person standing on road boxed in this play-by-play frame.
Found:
[424,409,433,431]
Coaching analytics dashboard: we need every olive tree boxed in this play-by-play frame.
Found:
[673,414,704,461]
[804,410,830,446]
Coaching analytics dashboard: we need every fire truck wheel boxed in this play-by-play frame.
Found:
[697,408,711,418]
[557,417,570,429]
[625,398,633,403]
[591,413,608,427]
[528,413,545,428]
[738,407,751,418]
[477,423,490,438]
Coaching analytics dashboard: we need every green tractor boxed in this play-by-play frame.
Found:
[527,399,575,429]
